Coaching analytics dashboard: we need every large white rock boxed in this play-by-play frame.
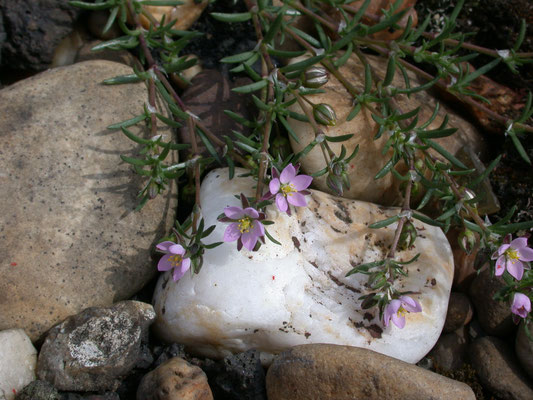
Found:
[0,329,37,400]
[153,168,454,364]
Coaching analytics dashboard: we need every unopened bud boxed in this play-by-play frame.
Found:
[414,159,424,171]
[398,220,417,250]
[302,66,329,88]
[333,162,343,176]
[326,173,343,196]
[313,103,337,126]
[458,229,477,255]
[148,181,159,199]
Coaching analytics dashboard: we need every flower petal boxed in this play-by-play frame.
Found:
[497,244,510,256]
[173,266,187,281]
[400,296,422,313]
[157,254,173,272]
[180,257,191,273]
[280,163,296,184]
[506,259,524,280]
[168,244,185,255]
[512,293,531,318]
[383,300,400,327]
[510,237,529,250]
[495,256,506,276]
[276,193,288,212]
[391,313,406,329]
[287,192,307,207]
[518,247,533,262]
[269,178,280,195]
[224,223,242,242]
[291,174,313,191]
[224,206,245,219]
[156,241,176,253]
[244,207,259,219]
[241,230,259,251]
[250,220,264,237]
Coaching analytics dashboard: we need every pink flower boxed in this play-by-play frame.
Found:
[491,235,533,280]
[156,241,191,281]
[511,293,531,319]
[383,295,422,329]
[222,206,265,251]
[268,163,312,213]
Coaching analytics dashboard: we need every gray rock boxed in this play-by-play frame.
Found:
[469,268,515,337]
[428,327,468,372]
[0,0,83,70]
[14,380,59,400]
[0,60,177,341]
[37,301,155,392]
[443,292,474,333]
[515,322,533,380]
[201,349,267,400]
[266,344,476,400]
[469,336,533,400]
[137,357,213,400]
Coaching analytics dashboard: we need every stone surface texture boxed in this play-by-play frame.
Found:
[443,292,474,333]
[470,336,533,400]
[37,301,155,392]
[139,1,208,30]
[13,380,60,400]
[178,70,253,158]
[0,329,37,400]
[137,357,213,400]
[469,268,515,337]
[287,54,486,204]
[201,349,267,400]
[0,60,177,342]
[0,0,83,70]
[427,327,468,372]
[153,168,454,364]
[265,343,476,400]
[515,322,533,380]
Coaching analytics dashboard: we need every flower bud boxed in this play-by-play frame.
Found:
[313,103,337,126]
[458,229,477,255]
[326,173,343,196]
[148,181,159,199]
[302,66,329,88]
[398,220,417,250]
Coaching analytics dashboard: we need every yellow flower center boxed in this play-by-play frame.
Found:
[239,217,254,233]
[397,306,407,317]
[506,248,519,263]
[168,254,183,267]
[281,183,296,197]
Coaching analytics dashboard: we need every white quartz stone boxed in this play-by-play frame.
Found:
[153,168,454,364]
[0,329,37,400]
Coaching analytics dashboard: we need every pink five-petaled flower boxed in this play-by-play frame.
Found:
[383,295,422,329]
[491,235,533,280]
[511,293,531,320]
[156,241,191,282]
[268,163,312,214]
[222,206,265,251]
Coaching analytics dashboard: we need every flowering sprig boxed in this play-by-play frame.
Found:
[264,163,312,214]
[491,234,533,280]
[383,295,422,329]
[218,193,268,251]
[156,241,191,281]
[511,293,531,322]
